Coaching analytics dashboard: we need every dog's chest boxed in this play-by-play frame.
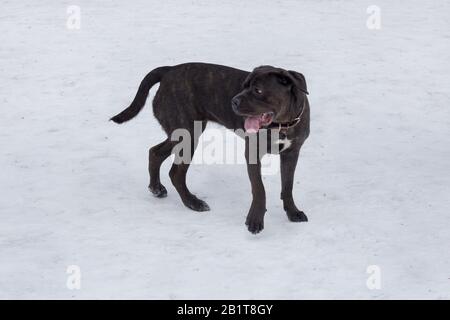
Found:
[274,136,292,152]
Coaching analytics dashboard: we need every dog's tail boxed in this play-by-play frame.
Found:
[110,66,171,124]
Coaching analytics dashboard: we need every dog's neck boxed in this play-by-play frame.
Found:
[268,99,306,133]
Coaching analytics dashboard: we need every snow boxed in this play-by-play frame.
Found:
[1,0,450,299]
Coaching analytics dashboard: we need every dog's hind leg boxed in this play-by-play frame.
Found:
[149,139,175,198]
[169,122,210,212]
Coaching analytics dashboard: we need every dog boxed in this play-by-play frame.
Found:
[111,63,310,234]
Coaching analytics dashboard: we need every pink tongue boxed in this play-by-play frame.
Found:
[244,116,261,133]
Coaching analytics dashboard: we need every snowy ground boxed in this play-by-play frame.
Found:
[1,0,450,299]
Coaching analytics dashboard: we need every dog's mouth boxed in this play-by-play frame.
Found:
[244,112,274,133]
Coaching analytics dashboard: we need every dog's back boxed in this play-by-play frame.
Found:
[111,63,248,130]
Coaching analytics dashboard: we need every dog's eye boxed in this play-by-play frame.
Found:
[254,87,263,94]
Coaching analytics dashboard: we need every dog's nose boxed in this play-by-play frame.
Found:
[231,97,241,112]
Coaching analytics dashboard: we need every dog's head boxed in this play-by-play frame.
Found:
[231,65,308,133]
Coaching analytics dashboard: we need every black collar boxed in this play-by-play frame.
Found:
[266,107,304,132]
[268,116,302,131]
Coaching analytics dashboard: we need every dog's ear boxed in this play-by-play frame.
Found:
[287,70,308,95]
[242,73,253,89]
[242,65,275,89]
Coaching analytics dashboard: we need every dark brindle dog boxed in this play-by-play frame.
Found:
[111,63,310,234]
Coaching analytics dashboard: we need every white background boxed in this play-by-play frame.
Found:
[1,0,449,299]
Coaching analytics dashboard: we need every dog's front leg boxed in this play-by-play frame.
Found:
[245,139,266,234]
[280,147,308,222]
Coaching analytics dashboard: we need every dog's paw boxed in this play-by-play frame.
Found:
[286,209,308,222]
[184,196,210,212]
[245,216,264,234]
[149,183,167,198]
